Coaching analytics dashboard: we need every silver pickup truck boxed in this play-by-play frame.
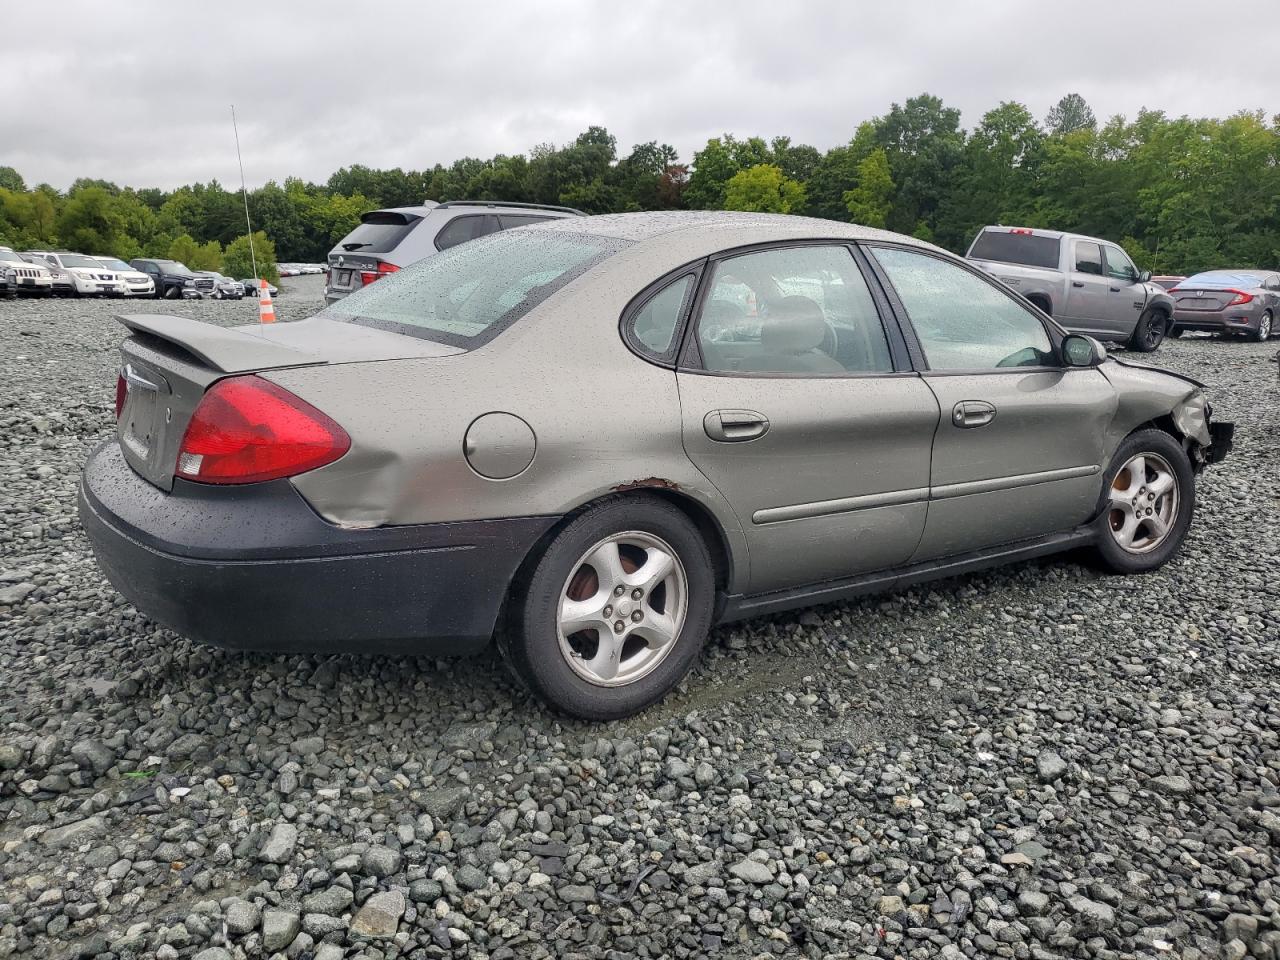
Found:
[966,226,1174,352]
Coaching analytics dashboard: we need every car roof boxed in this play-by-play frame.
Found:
[534,210,944,253]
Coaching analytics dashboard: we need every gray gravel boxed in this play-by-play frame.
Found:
[1,281,1278,959]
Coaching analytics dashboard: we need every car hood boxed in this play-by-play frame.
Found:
[117,313,462,373]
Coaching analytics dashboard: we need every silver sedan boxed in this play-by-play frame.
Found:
[80,213,1233,718]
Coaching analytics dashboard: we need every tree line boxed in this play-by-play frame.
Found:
[2,93,1277,277]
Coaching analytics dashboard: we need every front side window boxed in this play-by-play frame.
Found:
[694,246,893,376]
[872,246,1054,370]
[1073,241,1103,276]
[434,215,497,251]
[1102,245,1138,283]
[322,230,624,347]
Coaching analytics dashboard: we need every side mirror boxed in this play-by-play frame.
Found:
[1062,334,1106,368]
[1139,269,1152,283]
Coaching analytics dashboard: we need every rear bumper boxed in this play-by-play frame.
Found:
[78,441,557,655]
[1172,308,1260,332]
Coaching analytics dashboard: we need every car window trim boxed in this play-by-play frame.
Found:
[860,241,1072,372]
[619,261,707,368]
[674,239,910,378]
[433,214,491,252]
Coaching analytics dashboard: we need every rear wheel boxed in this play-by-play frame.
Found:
[1093,428,1194,574]
[1253,310,1273,342]
[502,495,715,720]
[1128,308,1167,352]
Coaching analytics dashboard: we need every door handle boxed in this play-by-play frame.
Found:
[1109,286,1122,292]
[704,409,769,443]
[1071,280,1085,288]
[952,400,996,429]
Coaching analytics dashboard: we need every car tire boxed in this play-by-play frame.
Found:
[1253,310,1273,342]
[502,494,715,720]
[1092,428,1194,575]
[163,286,180,300]
[1128,308,1167,352]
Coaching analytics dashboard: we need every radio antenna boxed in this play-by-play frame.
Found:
[230,104,259,281]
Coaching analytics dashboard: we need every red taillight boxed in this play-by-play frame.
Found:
[1226,289,1253,306]
[115,374,127,420]
[176,375,350,485]
[1010,228,1033,235]
[359,261,399,286]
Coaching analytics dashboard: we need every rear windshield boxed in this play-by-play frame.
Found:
[968,230,1061,269]
[1182,271,1264,288]
[334,211,423,254]
[321,230,626,347]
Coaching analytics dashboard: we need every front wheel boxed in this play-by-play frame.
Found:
[1093,428,1194,574]
[1253,310,1273,342]
[502,495,715,720]
[1129,308,1167,352]
[163,285,180,300]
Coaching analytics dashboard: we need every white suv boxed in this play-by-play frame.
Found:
[0,246,53,296]
[94,256,156,297]
[324,200,583,303]
[26,251,125,297]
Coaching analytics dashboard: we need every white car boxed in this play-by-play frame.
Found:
[26,251,125,297]
[93,256,155,297]
[0,246,53,296]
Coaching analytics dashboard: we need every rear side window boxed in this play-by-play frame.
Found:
[335,211,423,254]
[499,214,553,229]
[968,230,1061,269]
[873,246,1053,371]
[627,274,694,359]
[1073,241,1103,276]
[322,230,626,347]
[434,215,498,251]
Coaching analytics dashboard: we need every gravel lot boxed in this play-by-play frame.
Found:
[1,282,1277,960]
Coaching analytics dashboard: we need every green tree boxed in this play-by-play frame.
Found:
[874,93,965,236]
[843,149,894,227]
[223,231,279,283]
[0,167,25,192]
[168,234,223,271]
[722,164,805,214]
[1045,93,1097,135]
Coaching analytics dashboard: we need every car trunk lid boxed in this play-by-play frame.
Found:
[1172,288,1233,311]
[114,313,462,490]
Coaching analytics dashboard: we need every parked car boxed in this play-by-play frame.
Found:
[240,278,278,298]
[93,257,155,298]
[81,212,1233,719]
[0,269,9,299]
[324,200,583,303]
[128,259,215,299]
[0,246,53,296]
[195,271,247,299]
[966,226,1174,352]
[1167,270,1279,342]
[22,253,73,295]
[25,251,125,297]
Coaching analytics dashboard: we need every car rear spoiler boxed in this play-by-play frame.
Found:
[116,314,320,374]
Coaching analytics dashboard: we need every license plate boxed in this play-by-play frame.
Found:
[20,278,33,285]
[334,269,352,286]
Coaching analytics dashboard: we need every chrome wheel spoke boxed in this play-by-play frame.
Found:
[586,540,626,594]
[1147,470,1175,499]
[1143,512,1170,541]
[559,597,606,637]
[633,611,679,649]
[1112,509,1140,549]
[585,637,622,682]
[629,548,675,593]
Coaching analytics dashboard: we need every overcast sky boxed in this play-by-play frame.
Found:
[3,0,1274,192]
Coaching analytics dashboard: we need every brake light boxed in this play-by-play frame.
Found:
[1010,228,1034,235]
[176,375,350,484]
[1226,290,1253,306]
[359,261,399,286]
[115,374,126,419]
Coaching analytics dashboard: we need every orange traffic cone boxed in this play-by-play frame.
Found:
[258,279,276,324]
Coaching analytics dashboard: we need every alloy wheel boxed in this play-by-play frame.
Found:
[1107,452,1179,554]
[556,531,688,687]
[1260,312,1273,341]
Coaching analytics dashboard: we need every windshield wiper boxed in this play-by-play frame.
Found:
[342,242,370,251]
